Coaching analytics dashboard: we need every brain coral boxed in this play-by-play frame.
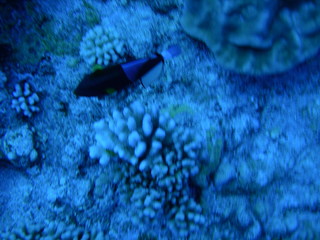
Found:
[181,0,320,75]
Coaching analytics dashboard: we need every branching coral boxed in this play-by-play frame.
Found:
[11,81,40,118]
[89,101,205,237]
[80,24,125,66]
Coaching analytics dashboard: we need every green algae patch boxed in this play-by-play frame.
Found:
[194,127,224,188]
[164,104,194,118]
[82,0,101,27]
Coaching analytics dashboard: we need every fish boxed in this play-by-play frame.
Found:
[74,45,181,97]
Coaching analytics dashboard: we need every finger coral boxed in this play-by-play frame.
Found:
[11,81,40,118]
[89,101,205,237]
[80,23,125,66]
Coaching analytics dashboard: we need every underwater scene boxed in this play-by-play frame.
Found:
[0,0,320,239]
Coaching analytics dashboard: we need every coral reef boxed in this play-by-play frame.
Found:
[181,0,320,74]
[11,81,40,118]
[1,124,38,167]
[80,23,125,66]
[89,101,205,237]
[1,0,320,239]
[0,221,107,240]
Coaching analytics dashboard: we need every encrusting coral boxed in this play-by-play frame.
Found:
[181,0,320,74]
[1,124,38,167]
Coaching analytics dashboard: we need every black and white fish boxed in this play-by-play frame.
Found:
[74,45,181,97]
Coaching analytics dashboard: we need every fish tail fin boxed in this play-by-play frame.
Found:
[160,45,181,60]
